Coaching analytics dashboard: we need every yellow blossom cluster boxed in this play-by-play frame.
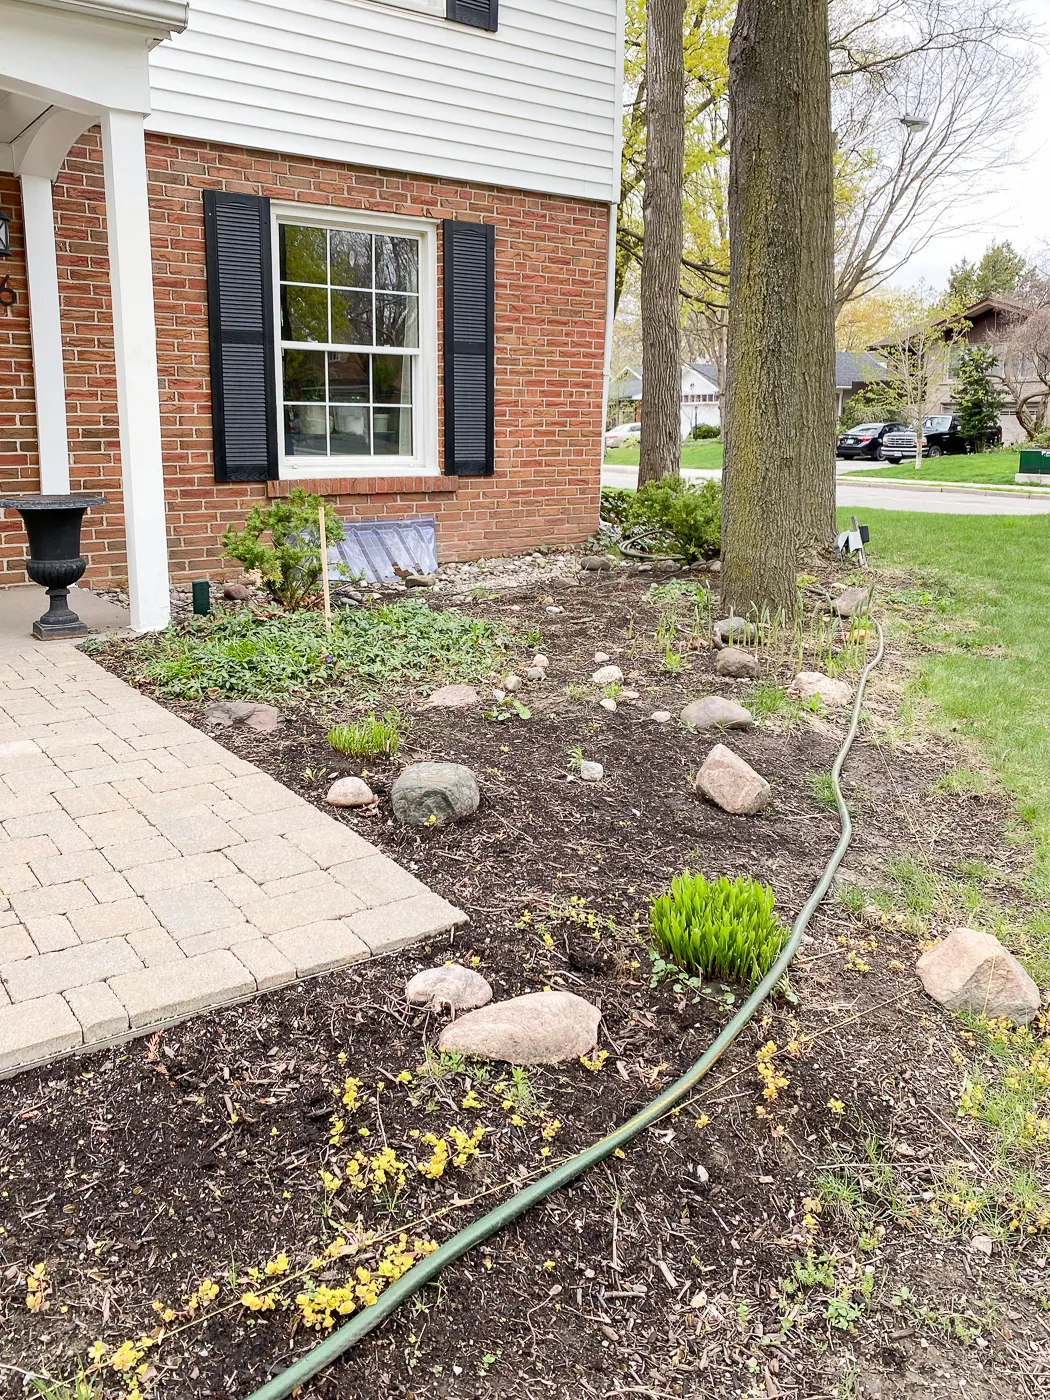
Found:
[240,1290,277,1312]
[296,1236,438,1330]
[417,1133,449,1179]
[579,1049,609,1072]
[344,1146,409,1198]
[755,1042,788,1104]
[340,1076,363,1112]
[24,1262,48,1313]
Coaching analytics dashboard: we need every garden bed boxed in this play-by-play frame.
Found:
[2,565,1048,1400]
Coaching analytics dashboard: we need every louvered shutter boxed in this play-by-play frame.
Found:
[446,0,498,31]
[203,191,278,483]
[442,220,495,477]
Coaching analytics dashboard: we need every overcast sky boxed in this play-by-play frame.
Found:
[897,0,1050,289]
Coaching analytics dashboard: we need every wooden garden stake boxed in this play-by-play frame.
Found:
[318,504,332,634]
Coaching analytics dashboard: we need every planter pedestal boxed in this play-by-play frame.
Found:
[0,494,107,639]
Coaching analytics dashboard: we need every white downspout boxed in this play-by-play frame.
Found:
[600,201,618,440]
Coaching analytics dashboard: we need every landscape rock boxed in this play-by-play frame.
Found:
[223,581,249,601]
[579,760,604,782]
[594,651,611,664]
[651,710,672,723]
[437,990,601,1064]
[204,700,281,735]
[532,654,550,670]
[713,617,757,645]
[916,927,1041,1025]
[526,666,547,682]
[679,696,754,731]
[708,560,722,573]
[831,585,871,618]
[425,684,479,710]
[392,762,480,828]
[405,573,437,588]
[970,1234,994,1258]
[599,698,617,712]
[592,664,623,684]
[325,776,376,808]
[789,671,853,708]
[503,673,522,692]
[695,743,771,815]
[620,689,640,700]
[406,964,493,1012]
[715,647,759,679]
[581,555,613,571]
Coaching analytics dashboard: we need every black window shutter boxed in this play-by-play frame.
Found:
[203,190,278,483]
[442,220,495,477]
[446,0,498,31]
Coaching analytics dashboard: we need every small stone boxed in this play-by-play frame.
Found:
[437,990,601,1064]
[326,776,376,808]
[579,761,604,782]
[223,581,249,601]
[594,651,611,664]
[680,697,754,731]
[406,964,493,1012]
[503,674,522,692]
[405,573,437,588]
[831,586,871,618]
[708,560,722,573]
[391,762,480,828]
[713,617,756,644]
[532,655,550,670]
[592,664,623,684]
[599,698,617,712]
[692,1163,710,1188]
[970,1234,994,1258]
[695,743,771,815]
[651,710,672,723]
[789,672,853,708]
[916,927,1040,1025]
[526,666,547,682]
[545,606,563,614]
[204,700,280,734]
[581,555,613,571]
[715,647,759,680]
[425,684,479,709]
[620,689,639,700]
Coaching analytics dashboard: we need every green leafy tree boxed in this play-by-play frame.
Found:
[947,241,1030,308]
[222,487,346,609]
[953,346,1006,451]
[838,379,909,432]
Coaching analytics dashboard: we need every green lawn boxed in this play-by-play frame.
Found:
[847,450,1046,488]
[604,439,723,471]
[853,508,1050,890]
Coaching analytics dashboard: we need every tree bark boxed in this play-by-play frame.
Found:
[638,0,685,488]
[795,0,837,556]
[722,0,824,617]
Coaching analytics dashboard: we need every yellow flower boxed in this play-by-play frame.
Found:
[461,1089,482,1110]
[88,1340,108,1363]
[264,1253,290,1276]
[579,1049,609,1072]
[827,1098,845,1116]
[240,1290,276,1312]
[319,1168,342,1193]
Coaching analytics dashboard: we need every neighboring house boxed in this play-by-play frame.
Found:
[835,350,893,420]
[0,0,624,630]
[608,362,720,437]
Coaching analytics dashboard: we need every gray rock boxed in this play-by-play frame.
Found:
[526,666,547,681]
[679,696,754,731]
[425,684,479,710]
[708,560,722,573]
[594,651,611,664]
[695,743,771,815]
[713,617,756,644]
[406,964,493,1012]
[392,762,480,828]
[715,647,759,679]
[970,1234,994,1258]
[789,671,853,708]
[917,927,1041,1025]
[650,710,672,723]
[599,697,617,712]
[437,990,601,1064]
[532,654,550,670]
[405,573,437,588]
[691,1163,710,1188]
[579,760,604,782]
[831,586,871,618]
[223,582,249,601]
[581,555,613,571]
[503,673,522,692]
[326,776,376,808]
[592,664,623,684]
[204,700,280,735]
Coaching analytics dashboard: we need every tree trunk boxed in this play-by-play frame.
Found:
[794,0,837,556]
[722,0,825,617]
[638,0,685,488]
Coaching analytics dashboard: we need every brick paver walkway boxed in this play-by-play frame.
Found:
[0,638,465,1075]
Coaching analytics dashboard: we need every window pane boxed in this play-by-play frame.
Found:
[375,235,418,292]
[372,406,412,455]
[330,230,372,289]
[282,285,328,342]
[283,349,326,402]
[284,403,328,455]
[375,293,418,348]
[331,289,373,346]
[372,354,411,404]
[280,225,326,284]
[328,352,369,402]
[330,404,371,455]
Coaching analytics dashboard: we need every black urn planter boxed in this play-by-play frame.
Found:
[0,494,107,639]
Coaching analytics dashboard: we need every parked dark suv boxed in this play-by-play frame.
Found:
[836,422,908,460]
[880,414,1002,463]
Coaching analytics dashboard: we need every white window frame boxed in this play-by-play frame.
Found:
[271,203,439,480]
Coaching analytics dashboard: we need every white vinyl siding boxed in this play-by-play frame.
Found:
[146,0,621,202]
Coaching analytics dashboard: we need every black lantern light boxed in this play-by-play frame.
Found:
[0,208,10,259]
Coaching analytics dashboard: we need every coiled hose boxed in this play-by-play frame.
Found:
[244,620,886,1400]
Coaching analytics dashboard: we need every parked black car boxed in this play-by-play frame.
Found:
[880,414,1002,463]
[836,422,908,460]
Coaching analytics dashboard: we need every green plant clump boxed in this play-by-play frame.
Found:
[130,599,507,700]
[327,709,401,758]
[627,477,722,562]
[649,871,787,987]
[221,487,348,609]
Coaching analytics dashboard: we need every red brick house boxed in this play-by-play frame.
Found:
[0,0,624,629]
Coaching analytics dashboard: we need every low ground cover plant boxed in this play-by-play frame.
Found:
[649,871,787,987]
[126,600,508,700]
[327,710,401,759]
[221,487,349,609]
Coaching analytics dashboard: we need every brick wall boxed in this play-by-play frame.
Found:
[0,132,609,587]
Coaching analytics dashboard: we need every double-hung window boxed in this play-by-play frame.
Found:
[275,209,437,476]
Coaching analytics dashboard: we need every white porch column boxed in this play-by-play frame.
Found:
[18,174,71,495]
[100,109,171,632]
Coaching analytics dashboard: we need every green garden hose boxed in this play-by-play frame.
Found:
[244,620,886,1400]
